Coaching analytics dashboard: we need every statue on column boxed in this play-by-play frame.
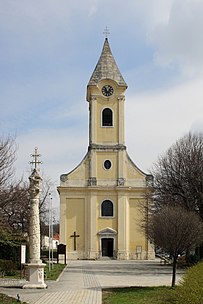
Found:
[23,148,47,289]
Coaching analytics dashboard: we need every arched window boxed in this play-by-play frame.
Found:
[101,200,113,217]
[102,108,113,126]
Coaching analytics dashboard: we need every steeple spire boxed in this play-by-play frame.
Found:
[88,38,127,87]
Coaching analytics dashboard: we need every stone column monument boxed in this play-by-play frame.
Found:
[23,148,47,289]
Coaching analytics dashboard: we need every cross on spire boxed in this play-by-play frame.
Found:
[103,26,110,38]
[30,147,42,170]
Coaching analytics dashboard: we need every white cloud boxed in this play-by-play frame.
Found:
[150,0,203,78]
[126,77,203,172]
[14,126,88,214]
[88,0,98,16]
[15,127,88,181]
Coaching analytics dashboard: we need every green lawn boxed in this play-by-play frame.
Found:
[2,263,66,281]
[45,263,66,280]
[102,286,176,304]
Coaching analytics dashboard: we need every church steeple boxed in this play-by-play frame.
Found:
[88,38,127,88]
[87,38,127,147]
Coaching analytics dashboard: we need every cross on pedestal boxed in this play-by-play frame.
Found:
[70,231,80,251]
[30,147,42,170]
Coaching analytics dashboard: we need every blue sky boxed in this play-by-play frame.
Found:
[1,0,203,212]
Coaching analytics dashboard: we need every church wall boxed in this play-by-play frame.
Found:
[129,198,147,259]
[64,156,89,187]
[96,152,117,180]
[66,198,85,259]
[125,158,147,187]
[97,216,118,232]
[126,159,145,180]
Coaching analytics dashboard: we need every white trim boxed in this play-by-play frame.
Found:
[98,227,117,235]
[98,230,117,258]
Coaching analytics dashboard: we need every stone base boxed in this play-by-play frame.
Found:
[23,282,47,289]
[22,263,47,289]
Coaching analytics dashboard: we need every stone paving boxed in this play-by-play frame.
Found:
[0,259,185,304]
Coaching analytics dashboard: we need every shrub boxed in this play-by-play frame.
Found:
[173,262,203,304]
[0,259,17,276]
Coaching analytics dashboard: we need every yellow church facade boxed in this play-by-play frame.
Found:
[58,38,155,260]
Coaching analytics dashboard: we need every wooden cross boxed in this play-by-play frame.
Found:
[70,231,80,251]
[103,26,110,38]
[30,147,42,170]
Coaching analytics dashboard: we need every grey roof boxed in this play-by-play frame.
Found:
[88,38,127,87]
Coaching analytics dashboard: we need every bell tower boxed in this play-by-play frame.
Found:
[86,38,128,187]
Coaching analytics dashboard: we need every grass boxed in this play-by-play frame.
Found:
[1,270,21,279]
[102,286,176,304]
[2,263,66,281]
[44,263,66,280]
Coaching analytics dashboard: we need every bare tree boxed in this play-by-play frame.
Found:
[148,205,203,287]
[152,132,203,218]
[0,135,55,240]
[0,136,16,189]
[0,182,30,232]
[0,177,54,235]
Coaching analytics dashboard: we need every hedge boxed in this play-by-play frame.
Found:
[173,262,203,304]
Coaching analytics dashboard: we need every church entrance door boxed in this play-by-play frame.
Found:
[102,238,114,257]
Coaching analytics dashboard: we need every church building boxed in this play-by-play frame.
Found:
[58,38,154,260]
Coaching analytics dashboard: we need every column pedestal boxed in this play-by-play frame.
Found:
[23,262,47,289]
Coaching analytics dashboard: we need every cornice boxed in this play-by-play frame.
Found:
[88,144,126,151]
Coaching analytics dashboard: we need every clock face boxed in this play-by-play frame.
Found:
[101,85,114,97]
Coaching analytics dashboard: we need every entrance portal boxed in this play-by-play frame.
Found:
[102,238,114,257]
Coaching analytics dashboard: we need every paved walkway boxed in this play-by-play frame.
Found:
[0,259,185,304]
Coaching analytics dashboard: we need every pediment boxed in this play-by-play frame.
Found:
[98,227,117,235]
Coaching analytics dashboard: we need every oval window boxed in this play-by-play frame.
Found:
[104,160,111,170]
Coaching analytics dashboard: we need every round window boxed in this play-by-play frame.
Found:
[104,160,112,170]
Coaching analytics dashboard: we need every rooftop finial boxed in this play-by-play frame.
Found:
[103,26,110,39]
[30,147,42,170]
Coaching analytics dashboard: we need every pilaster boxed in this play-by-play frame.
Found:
[88,148,97,185]
[59,196,67,244]
[118,96,125,145]
[89,96,97,145]
[88,192,97,259]
[117,192,129,259]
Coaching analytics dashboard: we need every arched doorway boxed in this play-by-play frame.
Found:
[102,238,114,257]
